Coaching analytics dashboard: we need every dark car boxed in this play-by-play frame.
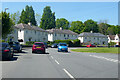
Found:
[58,43,68,52]
[87,44,96,48]
[51,43,58,48]
[115,45,120,47]
[12,42,22,52]
[32,42,46,53]
[1,43,13,60]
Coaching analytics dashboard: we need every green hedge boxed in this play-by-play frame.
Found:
[26,41,41,45]
[54,39,81,47]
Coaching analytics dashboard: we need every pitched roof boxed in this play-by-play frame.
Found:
[46,29,78,35]
[118,34,120,38]
[79,32,107,37]
[108,35,115,40]
[14,23,47,32]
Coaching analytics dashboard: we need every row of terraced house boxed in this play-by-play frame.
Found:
[7,23,120,46]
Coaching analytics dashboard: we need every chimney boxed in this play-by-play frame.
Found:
[28,22,32,26]
[90,31,93,33]
[60,27,63,30]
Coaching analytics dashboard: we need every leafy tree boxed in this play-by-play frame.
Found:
[98,23,109,35]
[56,18,69,29]
[1,11,14,39]
[40,6,56,30]
[84,19,99,33]
[70,21,85,34]
[18,5,37,26]
[10,11,20,25]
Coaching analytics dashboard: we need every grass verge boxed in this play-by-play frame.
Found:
[71,47,119,54]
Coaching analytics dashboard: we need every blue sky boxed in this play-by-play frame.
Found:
[1,2,118,25]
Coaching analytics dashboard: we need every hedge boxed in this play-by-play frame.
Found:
[54,39,81,47]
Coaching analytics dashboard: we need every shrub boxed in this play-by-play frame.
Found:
[54,39,81,47]
[71,39,81,47]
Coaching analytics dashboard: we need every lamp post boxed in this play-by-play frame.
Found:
[5,8,9,12]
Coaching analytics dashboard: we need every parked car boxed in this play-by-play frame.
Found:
[87,44,96,48]
[58,43,68,52]
[12,42,22,52]
[114,45,120,47]
[32,42,46,53]
[51,43,58,48]
[1,42,13,60]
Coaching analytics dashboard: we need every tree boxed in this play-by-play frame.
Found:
[1,11,14,39]
[84,19,99,33]
[98,23,109,35]
[70,21,85,34]
[10,11,20,25]
[40,6,56,30]
[56,18,69,29]
[18,5,37,26]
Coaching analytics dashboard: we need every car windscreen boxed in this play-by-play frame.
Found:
[34,43,43,46]
[59,44,67,46]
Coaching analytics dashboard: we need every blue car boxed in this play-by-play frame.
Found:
[58,43,68,52]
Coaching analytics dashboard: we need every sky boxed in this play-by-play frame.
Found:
[1,2,118,25]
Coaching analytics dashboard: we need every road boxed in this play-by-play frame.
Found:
[1,47,118,79]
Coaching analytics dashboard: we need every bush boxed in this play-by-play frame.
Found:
[26,41,35,45]
[71,39,81,47]
[109,42,116,46]
[54,39,81,47]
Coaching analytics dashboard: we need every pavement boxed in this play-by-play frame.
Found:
[1,47,119,79]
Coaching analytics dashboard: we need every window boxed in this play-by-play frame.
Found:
[26,30,28,33]
[64,34,65,37]
[20,29,21,32]
[35,31,36,34]
[85,37,87,39]
[68,35,69,37]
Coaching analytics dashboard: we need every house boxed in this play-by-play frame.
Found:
[47,28,78,42]
[78,32,108,45]
[107,34,120,45]
[14,23,48,44]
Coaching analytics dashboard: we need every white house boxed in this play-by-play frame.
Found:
[107,34,120,45]
[78,32,108,45]
[14,23,48,44]
[47,28,78,42]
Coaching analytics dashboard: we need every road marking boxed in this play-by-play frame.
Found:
[51,56,54,59]
[55,60,60,64]
[63,68,75,80]
[89,55,119,63]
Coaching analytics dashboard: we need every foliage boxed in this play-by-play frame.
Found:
[84,19,99,33]
[18,5,37,26]
[54,39,81,47]
[109,42,116,46]
[2,11,14,39]
[98,23,109,35]
[56,18,69,29]
[40,6,56,30]
[70,21,85,34]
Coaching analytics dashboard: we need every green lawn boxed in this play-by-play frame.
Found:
[71,47,119,54]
